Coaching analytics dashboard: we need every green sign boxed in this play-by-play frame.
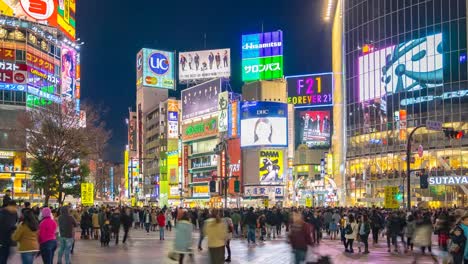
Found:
[183,117,218,140]
[241,55,283,82]
[26,86,55,108]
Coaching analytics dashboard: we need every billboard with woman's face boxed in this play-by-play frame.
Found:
[240,101,288,148]
[61,45,76,99]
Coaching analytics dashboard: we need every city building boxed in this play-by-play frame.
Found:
[336,0,468,207]
[0,3,78,201]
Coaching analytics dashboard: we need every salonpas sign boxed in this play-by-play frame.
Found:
[182,117,218,141]
[429,176,468,185]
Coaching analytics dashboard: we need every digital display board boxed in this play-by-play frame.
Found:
[358,33,443,102]
[287,73,333,107]
[259,149,284,184]
[240,101,287,147]
[295,110,331,148]
[241,31,283,82]
[141,48,175,90]
[179,49,231,82]
[181,78,223,120]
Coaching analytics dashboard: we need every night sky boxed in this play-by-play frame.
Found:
[77,0,332,162]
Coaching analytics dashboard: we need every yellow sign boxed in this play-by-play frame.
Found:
[0,151,14,158]
[259,150,284,183]
[124,150,129,189]
[305,197,312,207]
[327,153,333,175]
[131,197,136,207]
[193,186,209,193]
[81,183,94,205]
[263,198,269,208]
[384,186,399,209]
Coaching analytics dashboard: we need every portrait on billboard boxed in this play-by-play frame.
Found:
[179,49,231,82]
[241,117,287,147]
[296,110,331,148]
[61,45,76,98]
[259,150,283,184]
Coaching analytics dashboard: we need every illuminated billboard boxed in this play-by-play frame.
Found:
[358,33,443,102]
[287,73,333,107]
[259,149,284,184]
[241,31,283,82]
[181,78,223,120]
[227,138,241,194]
[240,101,287,148]
[181,117,218,142]
[295,110,331,148]
[0,0,76,40]
[179,49,231,82]
[141,48,175,90]
[61,45,76,99]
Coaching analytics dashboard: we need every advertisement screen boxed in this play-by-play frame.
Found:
[358,33,443,102]
[287,73,333,107]
[142,48,175,89]
[179,49,230,82]
[241,31,283,82]
[240,101,287,147]
[259,149,284,184]
[181,78,222,120]
[295,110,331,148]
[0,0,76,40]
[60,45,76,99]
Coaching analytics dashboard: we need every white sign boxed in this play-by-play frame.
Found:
[244,185,284,197]
[426,120,443,131]
[429,176,468,185]
[169,186,179,196]
[218,91,228,132]
[178,49,231,82]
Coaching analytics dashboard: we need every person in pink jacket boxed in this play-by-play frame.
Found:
[38,207,58,264]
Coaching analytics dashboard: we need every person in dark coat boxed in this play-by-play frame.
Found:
[109,209,121,244]
[121,208,133,244]
[0,200,18,263]
[2,190,11,208]
[450,225,466,264]
[80,210,92,239]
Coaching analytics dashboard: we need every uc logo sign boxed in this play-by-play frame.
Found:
[149,52,169,75]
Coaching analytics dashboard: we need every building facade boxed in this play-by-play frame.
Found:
[343,0,468,207]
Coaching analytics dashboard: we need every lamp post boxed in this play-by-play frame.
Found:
[405,124,425,209]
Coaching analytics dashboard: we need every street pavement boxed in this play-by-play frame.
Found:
[7,228,444,263]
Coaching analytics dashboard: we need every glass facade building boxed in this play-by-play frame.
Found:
[344,0,468,207]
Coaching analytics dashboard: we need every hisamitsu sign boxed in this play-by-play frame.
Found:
[429,176,468,185]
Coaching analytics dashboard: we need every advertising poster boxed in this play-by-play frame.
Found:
[0,0,76,40]
[295,110,331,148]
[0,63,27,84]
[60,45,76,98]
[259,149,284,184]
[142,48,175,89]
[241,31,283,82]
[227,138,241,194]
[240,101,288,147]
[286,73,334,107]
[179,49,231,82]
[181,78,222,120]
[81,182,94,205]
[218,91,228,132]
[181,117,218,142]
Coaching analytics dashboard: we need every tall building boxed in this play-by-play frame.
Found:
[0,2,78,201]
[339,0,468,206]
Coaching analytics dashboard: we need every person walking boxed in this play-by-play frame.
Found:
[198,208,209,251]
[224,211,234,262]
[92,209,100,240]
[288,212,313,264]
[174,211,193,264]
[412,213,438,264]
[458,215,468,264]
[157,210,166,240]
[110,208,121,245]
[151,209,158,232]
[12,210,39,264]
[1,190,11,208]
[231,210,240,238]
[344,214,359,253]
[0,200,18,263]
[143,209,151,233]
[38,207,58,264]
[358,214,371,254]
[80,209,91,239]
[165,209,173,232]
[449,225,466,264]
[245,207,257,246]
[121,208,133,244]
[57,206,77,264]
[370,210,383,244]
[204,209,227,264]
[406,214,416,251]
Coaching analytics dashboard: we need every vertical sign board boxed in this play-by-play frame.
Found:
[124,150,129,190]
[399,110,407,141]
[136,50,143,87]
[218,91,228,132]
[81,183,94,205]
[241,31,283,82]
[384,186,399,209]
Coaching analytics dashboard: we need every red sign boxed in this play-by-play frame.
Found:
[0,63,28,84]
[227,138,241,194]
[183,145,189,189]
[0,48,16,60]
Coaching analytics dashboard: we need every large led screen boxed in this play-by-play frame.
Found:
[240,101,288,147]
[286,73,333,108]
[358,33,443,102]
[179,49,231,82]
[295,110,331,148]
[60,45,76,99]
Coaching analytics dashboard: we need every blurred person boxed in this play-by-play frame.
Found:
[275,209,283,237]
[288,211,313,264]
[133,209,140,229]
[80,209,91,239]
[1,190,11,208]
[344,214,358,253]
[143,209,151,233]
[151,209,158,231]
[204,208,227,264]
[92,209,100,240]
[224,211,234,262]
[100,220,111,246]
[12,210,39,264]
[109,208,121,244]
[174,211,193,264]
[0,200,17,263]
[370,210,383,244]
[157,210,166,240]
[412,213,437,264]
[121,208,133,244]
[165,209,173,231]
[449,225,466,264]
[57,206,77,264]
[406,214,416,251]
[198,208,209,251]
[329,218,338,240]
[459,215,468,263]
[231,210,240,237]
[38,207,57,264]
[358,214,371,254]
[386,212,402,253]
[245,207,257,245]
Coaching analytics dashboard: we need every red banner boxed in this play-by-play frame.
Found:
[227,138,241,194]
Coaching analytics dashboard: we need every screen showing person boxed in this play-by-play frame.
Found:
[259,158,280,183]
[241,117,287,147]
[254,118,272,145]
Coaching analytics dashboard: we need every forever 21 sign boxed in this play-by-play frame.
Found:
[182,117,218,141]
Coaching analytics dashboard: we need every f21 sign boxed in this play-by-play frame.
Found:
[286,73,333,108]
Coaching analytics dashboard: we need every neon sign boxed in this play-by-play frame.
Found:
[286,73,333,107]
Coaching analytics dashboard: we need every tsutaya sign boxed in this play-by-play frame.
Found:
[429,176,468,185]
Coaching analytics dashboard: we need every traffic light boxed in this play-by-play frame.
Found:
[444,129,464,139]
[209,180,217,192]
[234,180,240,193]
[420,174,429,189]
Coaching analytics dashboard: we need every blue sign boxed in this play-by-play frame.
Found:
[149,52,170,75]
[0,83,26,91]
[168,111,178,121]
[242,31,283,59]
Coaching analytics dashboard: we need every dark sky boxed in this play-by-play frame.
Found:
[77,0,332,162]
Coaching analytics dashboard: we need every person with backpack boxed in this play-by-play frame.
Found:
[288,211,313,264]
[224,211,234,262]
[344,214,359,253]
[449,225,466,264]
[358,214,371,254]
